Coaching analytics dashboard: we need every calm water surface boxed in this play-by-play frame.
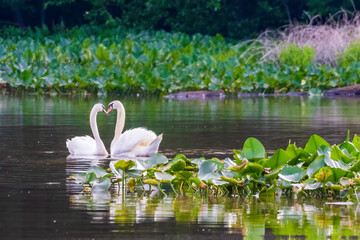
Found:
[1,95,360,239]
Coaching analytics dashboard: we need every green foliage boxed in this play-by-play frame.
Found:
[279,43,315,68]
[3,25,360,95]
[241,137,266,161]
[70,133,360,200]
[338,40,360,67]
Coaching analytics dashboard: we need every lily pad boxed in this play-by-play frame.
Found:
[144,153,168,169]
[155,172,175,182]
[87,166,108,178]
[304,134,330,155]
[170,159,186,172]
[306,156,325,178]
[114,159,135,171]
[278,165,305,183]
[241,137,266,161]
[92,177,111,193]
[263,148,290,170]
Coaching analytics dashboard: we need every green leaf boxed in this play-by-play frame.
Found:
[339,142,356,156]
[114,159,136,171]
[170,159,186,172]
[304,134,330,155]
[349,160,360,172]
[242,162,264,177]
[132,43,143,58]
[352,134,360,150]
[192,158,205,167]
[331,145,344,161]
[331,168,348,182]
[306,156,325,178]
[285,144,298,159]
[145,153,168,169]
[155,172,175,182]
[340,177,351,187]
[0,44,7,62]
[22,48,33,65]
[126,169,143,178]
[95,44,110,62]
[241,137,266,160]
[304,179,322,190]
[109,161,122,178]
[323,151,350,170]
[87,166,108,178]
[92,177,111,193]
[211,180,228,186]
[278,165,305,182]
[327,183,344,191]
[198,160,220,181]
[19,69,32,86]
[263,148,290,169]
[317,145,332,156]
[144,179,158,186]
[173,154,193,165]
[71,172,90,184]
[223,158,236,169]
[265,167,282,181]
[175,171,193,180]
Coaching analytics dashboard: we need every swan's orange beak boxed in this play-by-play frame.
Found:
[106,105,113,114]
[102,108,108,115]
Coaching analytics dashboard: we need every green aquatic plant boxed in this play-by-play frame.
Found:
[70,133,360,201]
[1,25,360,95]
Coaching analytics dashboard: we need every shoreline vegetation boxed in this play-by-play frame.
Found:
[2,13,360,96]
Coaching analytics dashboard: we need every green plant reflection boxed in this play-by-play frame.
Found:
[69,193,360,239]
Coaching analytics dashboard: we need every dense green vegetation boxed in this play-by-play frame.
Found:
[1,0,356,39]
[2,24,360,95]
[71,133,360,201]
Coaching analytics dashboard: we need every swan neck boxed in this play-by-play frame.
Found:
[111,102,126,153]
[90,107,106,154]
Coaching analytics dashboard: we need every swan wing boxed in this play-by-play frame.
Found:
[112,127,156,156]
[66,135,98,156]
[130,133,163,157]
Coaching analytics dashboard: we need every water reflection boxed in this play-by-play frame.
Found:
[3,95,360,239]
[68,191,360,239]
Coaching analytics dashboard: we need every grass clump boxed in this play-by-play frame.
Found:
[338,39,360,66]
[279,43,315,68]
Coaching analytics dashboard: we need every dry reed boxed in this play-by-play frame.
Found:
[241,11,360,66]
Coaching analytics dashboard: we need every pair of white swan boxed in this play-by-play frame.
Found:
[66,100,163,158]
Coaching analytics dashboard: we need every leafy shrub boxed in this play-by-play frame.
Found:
[279,43,315,68]
[338,40,360,67]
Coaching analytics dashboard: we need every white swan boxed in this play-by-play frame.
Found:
[66,103,109,156]
[107,100,163,157]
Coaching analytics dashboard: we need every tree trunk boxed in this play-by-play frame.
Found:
[12,6,25,28]
[282,0,292,25]
[41,0,46,26]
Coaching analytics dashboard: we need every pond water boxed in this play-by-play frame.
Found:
[1,95,360,239]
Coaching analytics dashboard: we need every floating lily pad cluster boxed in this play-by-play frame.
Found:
[71,133,360,200]
[0,26,359,94]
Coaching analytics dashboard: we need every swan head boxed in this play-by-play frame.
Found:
[106,100,122,114]
[93,103,107,114]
